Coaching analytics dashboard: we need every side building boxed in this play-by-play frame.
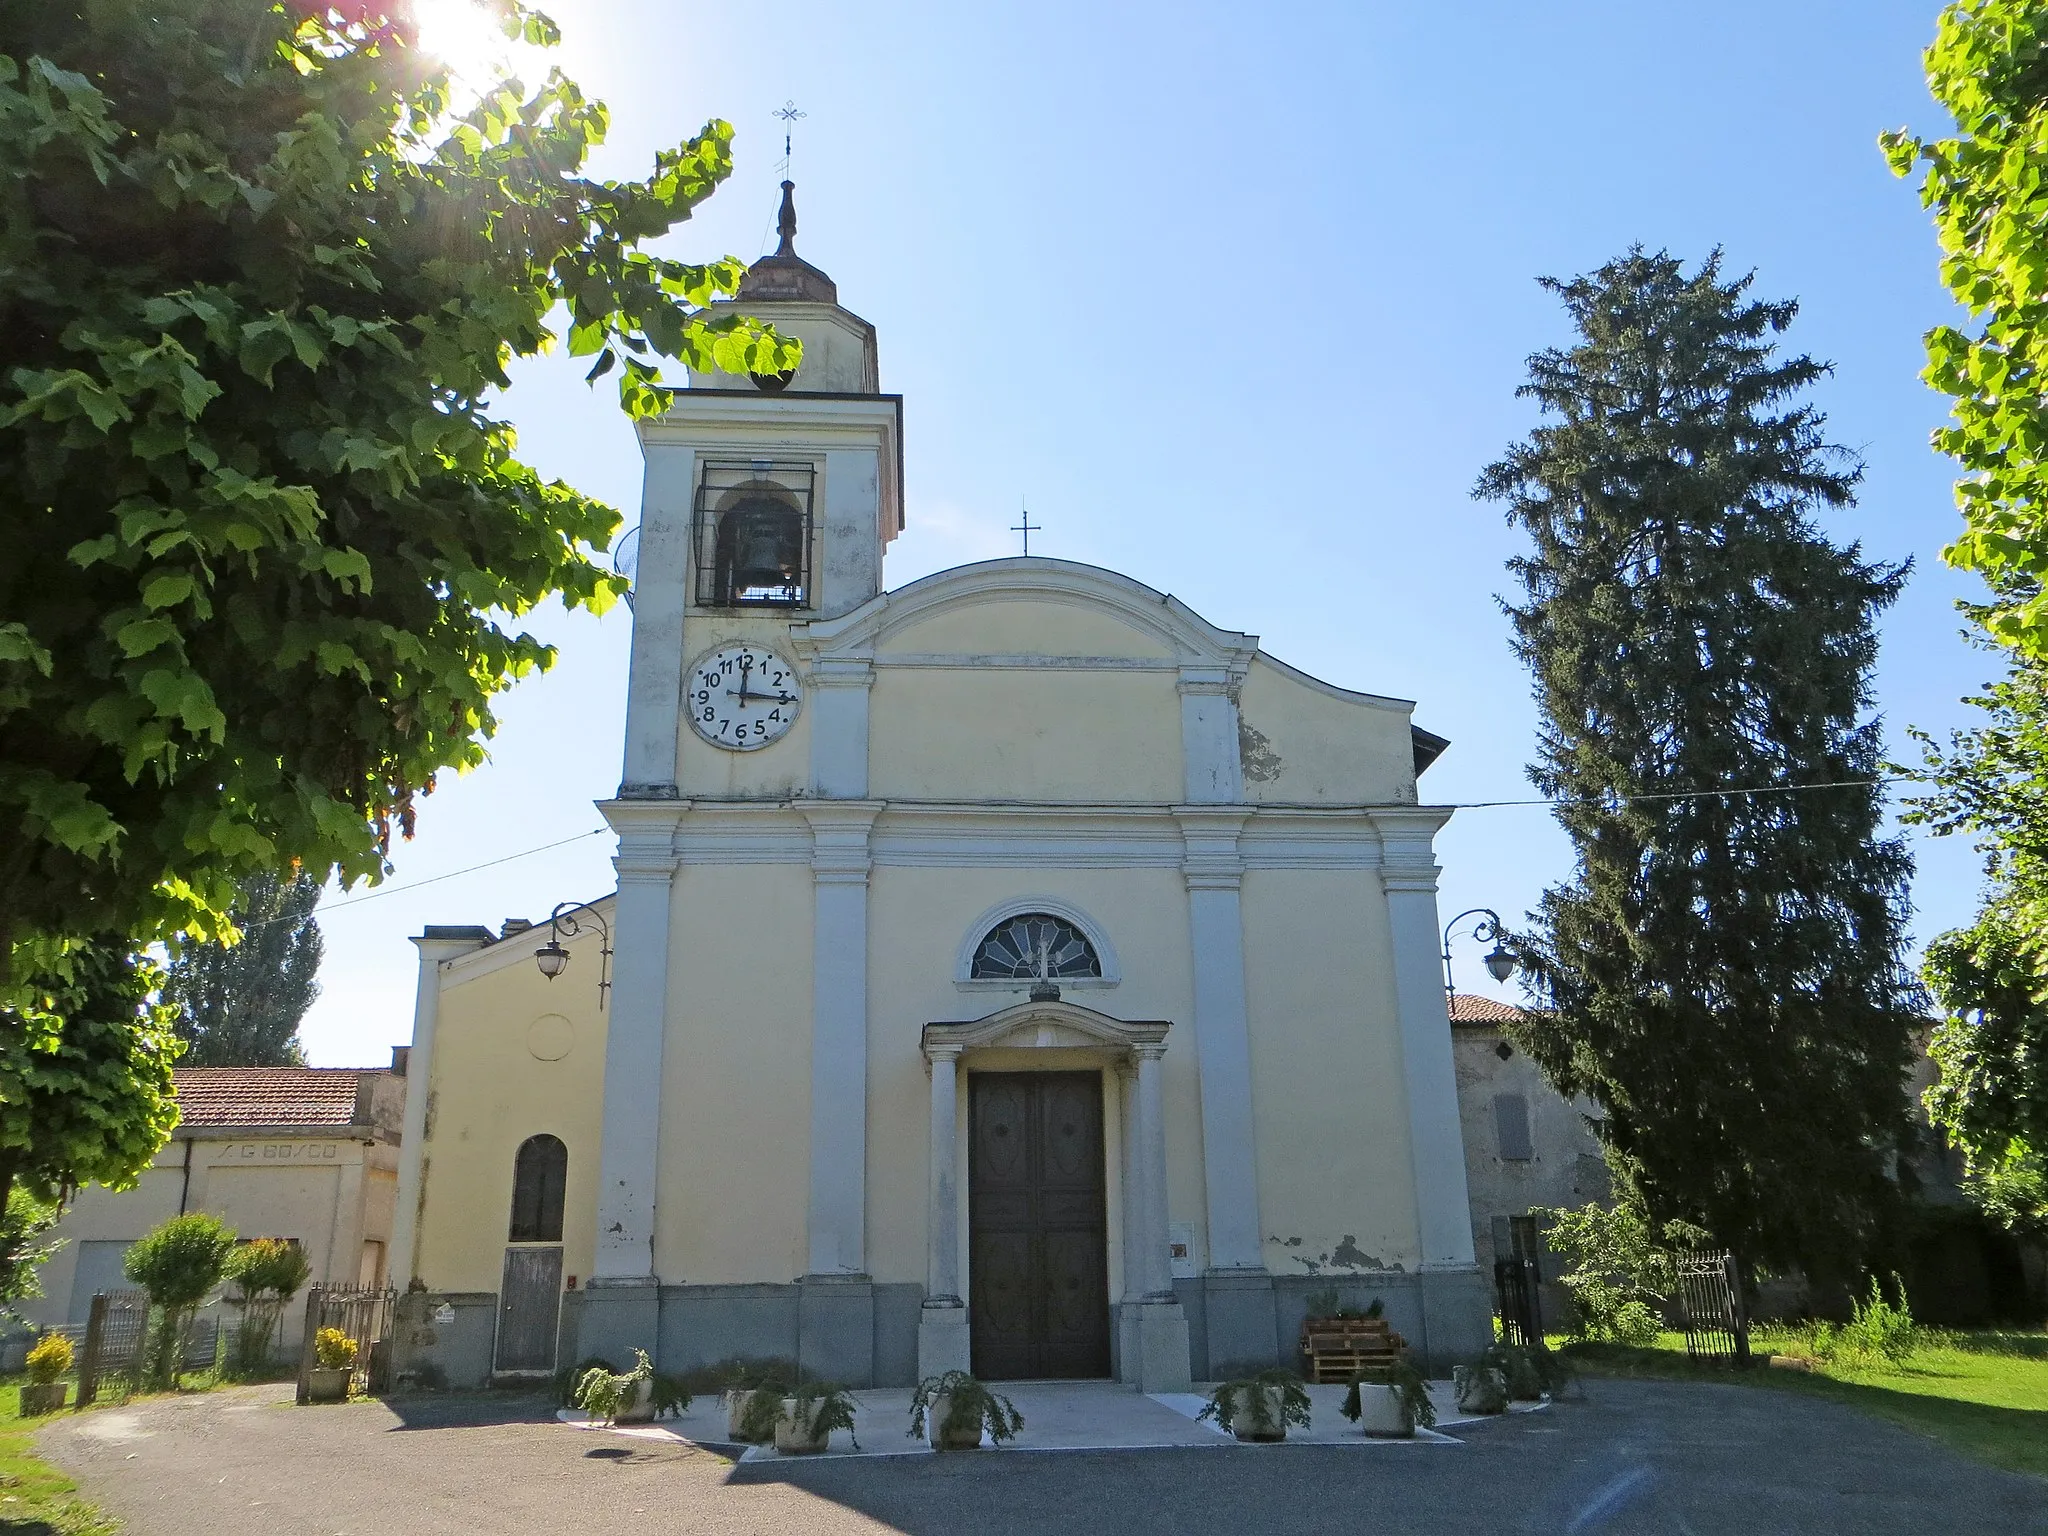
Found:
[10,1064,407,1357]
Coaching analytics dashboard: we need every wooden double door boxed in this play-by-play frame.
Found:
[969,1072,1112,1379]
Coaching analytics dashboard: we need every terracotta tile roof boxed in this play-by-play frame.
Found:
[1449,993,1525,1025]
[172,1067,368,1128]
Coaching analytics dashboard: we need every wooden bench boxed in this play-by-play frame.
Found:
[1299,1318,1407,1384]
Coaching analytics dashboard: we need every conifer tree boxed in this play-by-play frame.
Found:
[163,870,322,1066]
[1478,249,1922,1277]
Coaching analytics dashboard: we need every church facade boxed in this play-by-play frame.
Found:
[390,188,1491,1390]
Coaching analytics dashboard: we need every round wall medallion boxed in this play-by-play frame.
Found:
[526,1013,575,1062]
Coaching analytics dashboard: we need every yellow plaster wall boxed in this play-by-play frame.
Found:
[1241,868,1422,1274]
[864,864,1201,1289]
[875,598,1176,659]
[1236,656,1417,805]
[868,670,1182,802]
[415,929,609,1293]
[653,861,814,1283]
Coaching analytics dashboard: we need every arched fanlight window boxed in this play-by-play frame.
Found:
[508,1134,568,1244]
[970,913,1102,981]
[712,494,806,606]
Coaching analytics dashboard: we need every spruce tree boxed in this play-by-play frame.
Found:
[1478,249,1921,1278]
[163,871,322,1066]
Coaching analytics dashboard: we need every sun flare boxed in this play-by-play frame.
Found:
[410,0,519,79]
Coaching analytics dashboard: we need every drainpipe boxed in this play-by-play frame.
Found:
[178,1136,194,1214]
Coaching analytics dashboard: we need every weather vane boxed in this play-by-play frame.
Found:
[1011,500,1040,556]
[774,100,806,175]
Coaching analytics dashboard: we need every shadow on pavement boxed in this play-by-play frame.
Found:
[377,1390,557,1431]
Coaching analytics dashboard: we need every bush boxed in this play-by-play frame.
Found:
[1838,1275,1921,1368]
[223,1239,310,1378]
[124,1214,238,1309]
[314,1328,358,1371]
[25,1333,72,1385]
[1535,1202,1705,1344]
[125,1213,238,1389]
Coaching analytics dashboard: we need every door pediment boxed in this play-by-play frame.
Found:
[923,999,1168,1060]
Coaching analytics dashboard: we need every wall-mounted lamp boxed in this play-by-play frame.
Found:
[533,898,612,1008]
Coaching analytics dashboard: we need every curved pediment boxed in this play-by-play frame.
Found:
[793,557,1260,675]
[922,999,1170,1059]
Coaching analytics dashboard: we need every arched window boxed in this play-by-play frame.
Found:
[970,913,1102,981]
[508,1135,567,1244]
[712,494,806,606]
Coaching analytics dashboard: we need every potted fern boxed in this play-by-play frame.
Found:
[1452,1360,1509,1415]
[1479,1340,1557,1401]
[20,1334,73,1415]
[1197,1369,1311,1443]
[1340,1357,1435,1438]
[908,1371,1025,1450]
[307,1327,357,1403]
[574,1349,675,1425]
[722,1361,797,1442]
[774,1382,859,1455]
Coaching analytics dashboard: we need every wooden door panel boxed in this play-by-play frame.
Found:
[494,1245,562,1373]
[969,1071,1110,1379]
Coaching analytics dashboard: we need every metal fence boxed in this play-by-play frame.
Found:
[296,1284,398,1403]
[1494,1256,1545,1347]
[74,1291,219,1403]
[1675,1248,1751,1367]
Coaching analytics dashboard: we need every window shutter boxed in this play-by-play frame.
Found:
[1494,1093,1533,1161]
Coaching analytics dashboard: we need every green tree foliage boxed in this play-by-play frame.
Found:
[1884,0,2048,660]
[124,1210,237,1388]
[1535,1201,1709,1345]
[1886,0,2048,1243]
[0,0,797,978]
[1920,912,2048,1234]
[1479,249,1922,1277]
[164,869,321,1066]
[0,943,182,1218]
[0,1186,62,1324]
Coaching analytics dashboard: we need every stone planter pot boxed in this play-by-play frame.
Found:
[306,1367,351,1404]
[613,1375,656,1425]
[774,1397,831,1455]
[19,1383,68,1416]
[1453,1365,1507,1415]
[1227,1383,1290,1443]
[726,1389,769,1442]
[926,1394,983,1451]
[1354,1382,1414,1438]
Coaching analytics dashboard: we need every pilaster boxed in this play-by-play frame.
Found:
[618,447,695,798]
[917,1043,970,1381]
[1371,807,1479,1270]
[806,656,874,799]
[390,929,492,1287]
[800,802,882,1276]
[1175,807,1266,1272]
[1177,667,1245,804]
[591,804,684,1279]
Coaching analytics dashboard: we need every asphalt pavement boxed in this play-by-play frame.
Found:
[36,1376,2048,1535]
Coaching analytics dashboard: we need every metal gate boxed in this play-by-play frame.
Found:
[1675,1248,1750,1367]
[494,1246,564,1374]
[74,1291,222,1404]
[295,1284,398,1403]
[1494,1257,1544,1347]
[77,1290,148,1405]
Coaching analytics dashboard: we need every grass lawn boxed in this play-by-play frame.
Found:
[0,1380,116,1536]
[1558,1330,2048,1481]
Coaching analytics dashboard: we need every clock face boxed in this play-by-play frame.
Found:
[687,644,803,751]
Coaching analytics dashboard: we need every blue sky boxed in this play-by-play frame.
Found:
[301,0,1986,1063]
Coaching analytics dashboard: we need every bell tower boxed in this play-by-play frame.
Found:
[616,181,903,800]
